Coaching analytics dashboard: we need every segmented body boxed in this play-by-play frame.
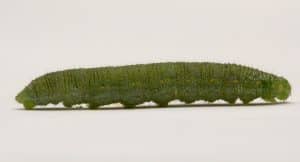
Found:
[16,62,291,109]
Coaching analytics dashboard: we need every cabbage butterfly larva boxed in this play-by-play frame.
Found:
[16,62,291,109]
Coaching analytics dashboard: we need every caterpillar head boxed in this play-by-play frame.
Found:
[15,85,36,109]
[272,77,291,101]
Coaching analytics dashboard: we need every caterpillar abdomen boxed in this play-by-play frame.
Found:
[16,62,291,109]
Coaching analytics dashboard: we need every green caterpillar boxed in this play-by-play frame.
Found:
[16,62,291,109]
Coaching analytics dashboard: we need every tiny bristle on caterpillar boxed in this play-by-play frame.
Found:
[16,62,291,109]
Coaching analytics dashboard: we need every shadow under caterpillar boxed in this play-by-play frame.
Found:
[16,62,291,109]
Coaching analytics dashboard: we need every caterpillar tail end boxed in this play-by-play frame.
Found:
[16,88,35,110]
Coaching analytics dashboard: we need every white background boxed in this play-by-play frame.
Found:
[0,0,300,161]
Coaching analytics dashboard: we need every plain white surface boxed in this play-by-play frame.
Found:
[0,0,300,161]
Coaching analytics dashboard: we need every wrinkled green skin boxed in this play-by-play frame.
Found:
[16,62,291,109]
